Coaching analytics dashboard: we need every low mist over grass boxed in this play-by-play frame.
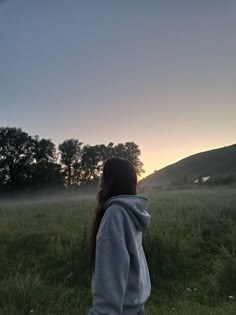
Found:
[0,187,236,314]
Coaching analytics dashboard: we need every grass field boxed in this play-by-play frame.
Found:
[0,187,236,314]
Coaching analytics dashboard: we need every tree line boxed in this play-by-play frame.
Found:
[0,127,144,194]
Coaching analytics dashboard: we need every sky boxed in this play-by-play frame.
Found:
[0,0,236,177]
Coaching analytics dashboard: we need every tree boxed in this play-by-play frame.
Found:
[98,143,114,161]
[33,136,56,163]
[80,145,101,183]
[0,126,145,192]
[31,160,63,191]
[91,143,115,176]
[58,139,83,187]
[113,142,144,176]
[0,127,35,191]
[31,137,63,190]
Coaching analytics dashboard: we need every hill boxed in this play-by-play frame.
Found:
[139,144,236,187]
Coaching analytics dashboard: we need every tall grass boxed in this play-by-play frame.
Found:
[144,188,236,307]
[0,188,235,314]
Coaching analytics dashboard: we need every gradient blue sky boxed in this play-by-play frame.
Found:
[1,0,236,176]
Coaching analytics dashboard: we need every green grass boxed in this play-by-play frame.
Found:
[0,187,236,314]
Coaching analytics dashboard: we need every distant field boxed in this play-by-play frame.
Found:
[0,187,236,314]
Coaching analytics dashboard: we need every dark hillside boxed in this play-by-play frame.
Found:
[140,144,236,187]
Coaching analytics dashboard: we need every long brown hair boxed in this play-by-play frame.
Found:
[89,156,137,277]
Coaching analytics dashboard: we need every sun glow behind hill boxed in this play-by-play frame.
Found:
[140,143,236,186]
[140,140,236,180]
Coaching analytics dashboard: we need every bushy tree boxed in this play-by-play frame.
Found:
[113,142,144,176]
[32,136,64,190]
[0,126,145,193]
[0,127,35,191]
[31,160,63,191]
[80,145,100,183]
[58,139,83,187]
[34,136,56,163]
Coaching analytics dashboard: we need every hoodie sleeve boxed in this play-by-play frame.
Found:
[89,207,130,315]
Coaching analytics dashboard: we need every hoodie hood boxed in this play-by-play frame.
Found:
[103,195,151,231]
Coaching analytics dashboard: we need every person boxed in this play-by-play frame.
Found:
[88,156,151,315]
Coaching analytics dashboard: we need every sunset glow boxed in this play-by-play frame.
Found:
[1,1,235,178]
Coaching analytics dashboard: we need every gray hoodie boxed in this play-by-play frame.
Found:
[88,195,151,315]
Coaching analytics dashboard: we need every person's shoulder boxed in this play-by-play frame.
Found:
[104,203,128,222]
[97,204,129,240]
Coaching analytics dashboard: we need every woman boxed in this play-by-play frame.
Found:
[88,157,151,315]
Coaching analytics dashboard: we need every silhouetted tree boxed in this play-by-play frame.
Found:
[34,136,56,163]
[0,126,145,193]
[80,145,101,183]
[0,127,35,191]
[58,139,83,187]
[31,160,63,191]
[79,142,144,183]
[97,143,114,161]
[113,142,144,176]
